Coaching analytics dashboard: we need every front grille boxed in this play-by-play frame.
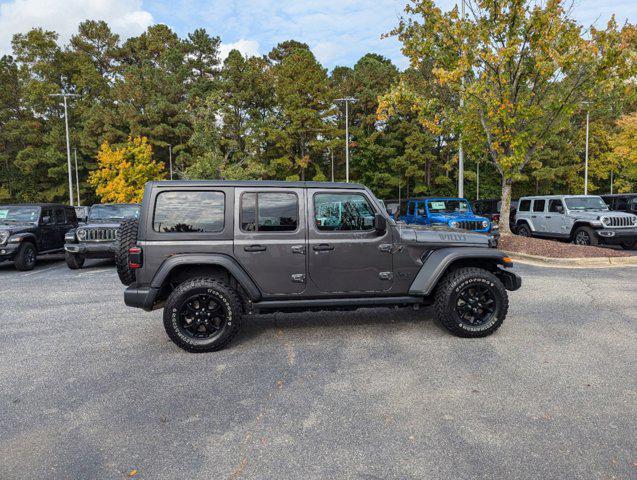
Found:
[603,216,634,228]
[85,228,118,241]
[458,220,483,231]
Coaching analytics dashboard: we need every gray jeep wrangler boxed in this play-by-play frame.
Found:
[116,181,521,352]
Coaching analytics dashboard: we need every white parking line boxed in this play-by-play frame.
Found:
[21,264,65,277]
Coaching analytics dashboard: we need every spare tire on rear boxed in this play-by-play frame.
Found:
[116,217,139,286]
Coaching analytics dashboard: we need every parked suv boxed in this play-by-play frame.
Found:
[0,203,78,270]
[64,203,140,269]
[515,195,637,248]
[115,181,521,353]
[601,194,637,215]
[399,197,493,233]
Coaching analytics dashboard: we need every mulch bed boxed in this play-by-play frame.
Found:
[499,233,631,258]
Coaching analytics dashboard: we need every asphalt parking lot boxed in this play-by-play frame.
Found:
[1,256,635,479]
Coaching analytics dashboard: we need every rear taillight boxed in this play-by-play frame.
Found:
[129,246,143,269]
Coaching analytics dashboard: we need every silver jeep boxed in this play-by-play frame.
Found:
[515,195,637,249]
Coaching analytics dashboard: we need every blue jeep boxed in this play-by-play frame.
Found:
[399,197,492,233]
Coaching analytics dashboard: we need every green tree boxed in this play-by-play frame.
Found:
[388,0,635,233]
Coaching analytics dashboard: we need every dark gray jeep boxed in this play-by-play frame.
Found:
[64,203,140,269]
[116,181,521,352]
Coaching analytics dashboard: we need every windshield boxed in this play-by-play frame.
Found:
[427,199,470,214]
[89,204,139,221]
[0,206,40,223]
[564,197,608,211]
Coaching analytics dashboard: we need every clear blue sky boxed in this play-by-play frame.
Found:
[1,0,635,69]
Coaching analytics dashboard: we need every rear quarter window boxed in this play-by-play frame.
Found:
[153,191,225,233]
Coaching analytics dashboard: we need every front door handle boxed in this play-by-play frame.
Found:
[244,245,266,252]
[313,244,334,252]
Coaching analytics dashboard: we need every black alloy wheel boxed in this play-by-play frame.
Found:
[178,293,227,340]
[575,229,591,245]
[454,284,497,327]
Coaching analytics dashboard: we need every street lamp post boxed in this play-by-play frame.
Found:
[49,90,80,206]
[584,109,590,195]
[457,0,466,199]
[335,97,357,182]
[168,144,174,180]
[74,148,80,206]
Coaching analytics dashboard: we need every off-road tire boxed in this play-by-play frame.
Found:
[620,241,636,250]
[115,217,139,286]
[434,267,509,338]
[516,223,531,237]
[65,252,85,269]
[163,277,243,353]
[573,226,598,246]
[14,242,37,271]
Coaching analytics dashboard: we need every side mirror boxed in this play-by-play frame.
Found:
[375,212,387,233]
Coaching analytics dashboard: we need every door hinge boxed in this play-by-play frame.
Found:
[379,271,393,280]
[379,243,392,253]
[291,273,306,283]
[291,245,305,254]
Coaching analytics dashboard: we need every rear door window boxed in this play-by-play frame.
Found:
[240,192,298,232]
[532,200,545,212]
[153,191,225,233]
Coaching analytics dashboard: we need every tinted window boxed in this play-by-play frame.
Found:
[55,208,65,224]
[153,191,224,233]
[417,203,426,216]
[89,204,140,221]
[518,200,531,212]
[41,208,54,224]
[66,208,77,223]
[532,200,545,212]
[314,193,375,231]
[241,192,298,232]
[630,198,637,211]
[548,200,563,212]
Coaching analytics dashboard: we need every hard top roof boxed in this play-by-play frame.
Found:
[149,180,367,190]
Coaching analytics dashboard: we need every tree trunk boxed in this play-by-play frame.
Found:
[499,177,513,235]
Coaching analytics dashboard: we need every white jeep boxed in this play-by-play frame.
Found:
[515,195,637,249]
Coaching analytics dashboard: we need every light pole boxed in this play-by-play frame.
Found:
[335,97,357,182]
[584,108,590,195]
[476,161,480,200]
[74,148,80,206]
[49,90,80,206]
[168,144,173,180]
[457,0,466,199]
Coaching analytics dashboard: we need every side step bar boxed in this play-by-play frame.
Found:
[253,296,423,312]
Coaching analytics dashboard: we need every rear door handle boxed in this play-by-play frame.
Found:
[244,245,266,252]
[313,244,334,252]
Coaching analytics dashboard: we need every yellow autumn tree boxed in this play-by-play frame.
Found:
[608,112,637,192]
[89,136,166,203]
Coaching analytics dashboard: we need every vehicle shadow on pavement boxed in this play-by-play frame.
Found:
[233,306,442,347]
[0,253,65,273]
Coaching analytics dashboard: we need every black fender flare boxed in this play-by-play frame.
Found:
[8,232,37,244]
[409,247,512,296]
[151,253,262,301]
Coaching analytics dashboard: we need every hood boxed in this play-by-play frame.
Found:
[428,211,488,222]
[395,223,491,247]
[0,223,36,234]
[568,210,636,220]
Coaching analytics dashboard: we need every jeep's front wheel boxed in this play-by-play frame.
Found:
[65,252,85,269]
[163,277,243,352]
[14,242,37,271]
[516,223,531,237]
[434,267,509,338]
[573,226,598,246]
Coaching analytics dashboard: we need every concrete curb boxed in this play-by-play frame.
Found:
[501,250,637,268]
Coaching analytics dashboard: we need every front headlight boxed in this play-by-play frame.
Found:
[450,221,459,228]
[482,220,489,229]
[0,230,9,245]
[76,228,87,240]
[631,216,637,225]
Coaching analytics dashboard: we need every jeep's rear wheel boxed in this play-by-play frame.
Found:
[65,252,85,269]
[115,217,139,285]
[14,242,37,271]
[434,267,508,337]
[163,277,242,353]
[516,223,531,237]
[573,226,598,246]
